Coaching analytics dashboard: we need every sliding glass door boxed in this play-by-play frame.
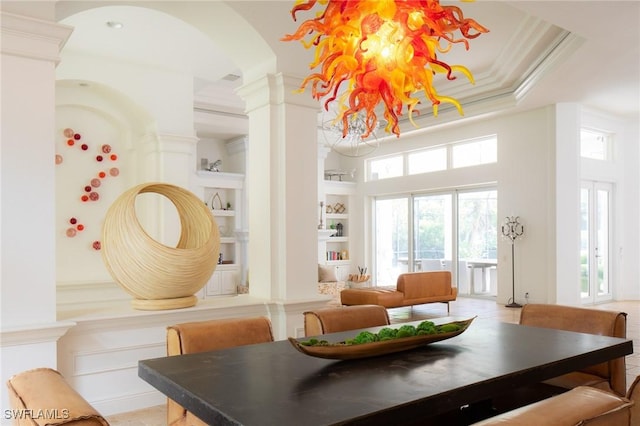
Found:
[457,190,498,295]
[374,198,408,285]
[374,188,497,295]
[413,194,452,273]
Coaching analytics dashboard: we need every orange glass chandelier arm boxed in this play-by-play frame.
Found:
[283,0,488,138]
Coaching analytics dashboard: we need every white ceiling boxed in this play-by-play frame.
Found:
[58,1,639,140]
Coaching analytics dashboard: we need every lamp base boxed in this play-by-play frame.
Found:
[505,302,523,308]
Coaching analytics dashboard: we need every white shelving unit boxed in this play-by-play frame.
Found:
[319,180,355,277]
[193,171,245,297]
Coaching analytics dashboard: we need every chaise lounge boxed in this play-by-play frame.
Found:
[340,270,457,313]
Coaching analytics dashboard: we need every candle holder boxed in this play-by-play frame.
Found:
[501,216,524,308]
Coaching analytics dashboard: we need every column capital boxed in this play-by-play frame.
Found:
[151,132,199,154]
[237,73,321,113]
[1,11,73,65]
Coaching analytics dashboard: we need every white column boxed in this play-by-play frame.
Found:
[237,73,321,301]
[0,9,75,410]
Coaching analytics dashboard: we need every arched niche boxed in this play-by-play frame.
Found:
[55,79,155,285]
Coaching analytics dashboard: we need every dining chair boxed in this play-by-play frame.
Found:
[490,304,628,415]
[519,303,628,397]
[6,367,109,426]
[303,304,390,337]
[627,374,640,425]
[471,385,633,425]
[166,316,274,426]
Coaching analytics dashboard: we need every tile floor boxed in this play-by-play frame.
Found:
[106,297,639,425]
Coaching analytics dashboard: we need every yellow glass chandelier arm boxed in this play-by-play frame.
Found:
[450,64,475,84]
[433,95,465,117]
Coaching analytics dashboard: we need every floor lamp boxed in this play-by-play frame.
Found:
[502,216,524,308]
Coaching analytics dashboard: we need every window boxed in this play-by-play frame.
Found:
[408,147,447,174]
[369,155,403,180]
[452,137,497,168]
[367,135,497,181]
[580,128,612,161]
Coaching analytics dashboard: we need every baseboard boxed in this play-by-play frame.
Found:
[93,389,165,416]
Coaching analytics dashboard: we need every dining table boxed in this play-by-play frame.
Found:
[138,316,633,426]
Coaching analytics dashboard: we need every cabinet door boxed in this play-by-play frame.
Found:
[205,269,238,297]
[220,270,238,294]
[205,272,222,296]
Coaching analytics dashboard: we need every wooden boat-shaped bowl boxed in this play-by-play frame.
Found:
[289,317,475,360]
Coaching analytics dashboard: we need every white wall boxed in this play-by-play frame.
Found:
[622,120,640,301]
[554,103,581,304]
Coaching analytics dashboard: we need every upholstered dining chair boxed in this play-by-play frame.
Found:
[166,316,274,426]
[473,375,640,425]
[519,303,628,396]
[626,374,640,425]
[303,304,390,337]
[6,367,109,426]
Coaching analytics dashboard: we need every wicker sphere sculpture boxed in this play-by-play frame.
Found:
[101,183,220,310]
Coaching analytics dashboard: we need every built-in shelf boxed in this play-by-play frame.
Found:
[326,213,348,220]
[319,183,354,268]
[211,209,236,217]
[194,171,245,297]
[326,260,351,266]
[328,236,348,243]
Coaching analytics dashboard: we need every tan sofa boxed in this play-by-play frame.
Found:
[340,271,457,313]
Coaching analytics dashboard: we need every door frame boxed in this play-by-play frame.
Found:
[580,180,614,304]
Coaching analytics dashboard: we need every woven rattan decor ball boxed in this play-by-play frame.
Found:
[102,183,220,310]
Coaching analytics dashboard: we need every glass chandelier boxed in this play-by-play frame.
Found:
[283,0,489,138]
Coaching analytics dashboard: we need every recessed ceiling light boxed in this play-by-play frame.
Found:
[222,74,241,82]
[106,21,123,29]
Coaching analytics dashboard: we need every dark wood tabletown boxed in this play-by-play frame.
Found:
[139,317,633,426]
